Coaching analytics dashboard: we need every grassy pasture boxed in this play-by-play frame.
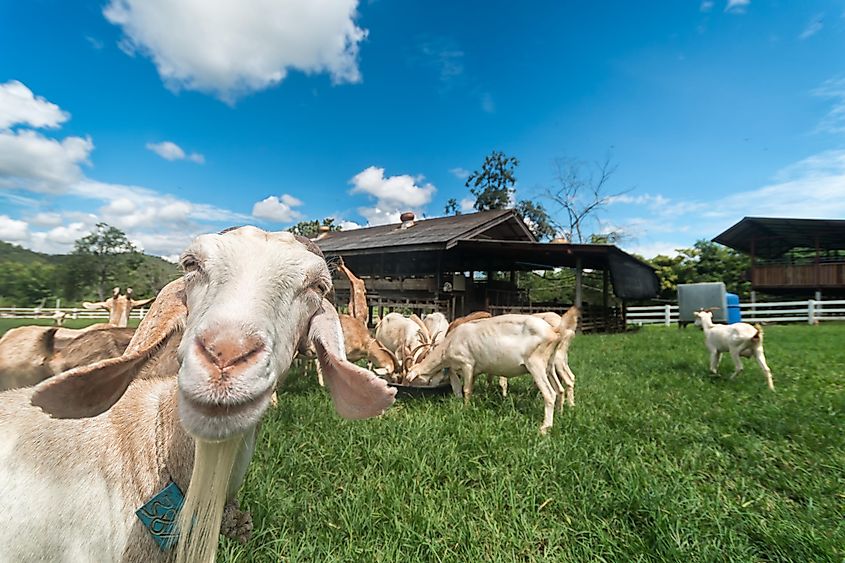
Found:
[215,324,844,562]
[2,320,841,560]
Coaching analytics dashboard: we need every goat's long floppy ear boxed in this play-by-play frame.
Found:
[82,300,109,311]
[31,278,187,419]
[309,299,395,419]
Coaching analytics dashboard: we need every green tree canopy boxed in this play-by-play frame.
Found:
[288,217,341,239]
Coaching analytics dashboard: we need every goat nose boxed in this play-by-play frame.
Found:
[195,330,266,378]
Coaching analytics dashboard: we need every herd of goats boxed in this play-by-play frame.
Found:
[0,226,775,562]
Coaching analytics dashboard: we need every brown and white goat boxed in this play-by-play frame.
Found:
[0,227,395,563]
[0,326,135,391]
[693,309,774,390]
[83,286,155,327]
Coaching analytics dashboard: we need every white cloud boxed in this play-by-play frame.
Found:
[349,166,436,225]
[252,194,304,223]
[103,0,367,102]
[0,129,93,193]
[812,77,845,134]
[0,215,29,242]
[30,212,63,227]
[460,197,475,212]
[799,15,824,40]
[338,220,362,231]
[0,80,69,130]
[450,167,470,179]
[700,1,714,12]
[146,140,204,163]
[725,0,750,14]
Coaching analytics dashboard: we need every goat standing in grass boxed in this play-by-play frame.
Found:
[693,309,774,390]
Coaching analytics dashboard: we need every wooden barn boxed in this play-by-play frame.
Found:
[714,217,845,298]
[316,209,659,331]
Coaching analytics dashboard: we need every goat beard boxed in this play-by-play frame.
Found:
[176,436,243,563]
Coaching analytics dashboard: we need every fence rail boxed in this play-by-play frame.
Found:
[626,299,845,326]
[0,307,147,321]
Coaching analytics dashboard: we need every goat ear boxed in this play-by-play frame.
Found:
[31,278,187,419]
[40,327,58,357]
[309,299,395,419]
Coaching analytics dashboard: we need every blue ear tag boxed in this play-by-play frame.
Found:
[135,482,185,551]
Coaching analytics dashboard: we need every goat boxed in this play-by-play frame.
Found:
[83,286,155,327]
[0,326,135,391]
[0,227,396,563]
[489,308,580,404]
[339,313,398,376]
[446,311,491,334]
[693,309,774,390]
[337,258,369,325]
[406,314,565,433]
[422,312,448,346]
[375,312,432,378]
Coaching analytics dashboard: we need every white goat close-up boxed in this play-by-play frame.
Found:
[693,309,774,390]
[0,227,396,563]
[406,314,569,433]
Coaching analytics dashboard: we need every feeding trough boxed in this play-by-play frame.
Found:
[386,381,452,399]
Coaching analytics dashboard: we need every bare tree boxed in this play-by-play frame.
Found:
[543,155,630,243]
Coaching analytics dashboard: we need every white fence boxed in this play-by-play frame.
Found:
[626,299,845,326]
[0,307,147,321]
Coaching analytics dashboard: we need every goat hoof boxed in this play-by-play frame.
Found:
[539,426,551,435]
[221,500,253,544]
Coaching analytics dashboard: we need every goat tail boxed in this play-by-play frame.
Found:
[753,323,764,342]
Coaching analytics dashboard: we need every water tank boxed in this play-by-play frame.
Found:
[726,293,741,324]
[677,282,727,324]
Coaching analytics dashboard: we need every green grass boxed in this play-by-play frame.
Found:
[3,320,840,560]
[215,324,845,562]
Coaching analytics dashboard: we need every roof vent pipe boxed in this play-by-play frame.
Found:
[399,211,415,229]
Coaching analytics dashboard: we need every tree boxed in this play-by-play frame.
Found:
[543,155,629,243]
[287,217,341,239]
[462,150,556,241]
[648,240,751,300]
[64,223,141,300]
[444,198,461,216]
[465,151,519,211]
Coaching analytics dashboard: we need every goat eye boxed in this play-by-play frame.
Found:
[313,280,330,296]
[180,255,201,272]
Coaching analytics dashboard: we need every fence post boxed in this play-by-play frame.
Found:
[808,299,816,325]
[664,304,671,326]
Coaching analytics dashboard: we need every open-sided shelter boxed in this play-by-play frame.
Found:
[316,209,658,331]
[713,216,845,297]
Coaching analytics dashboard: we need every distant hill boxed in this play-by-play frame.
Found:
[0,240,181,306]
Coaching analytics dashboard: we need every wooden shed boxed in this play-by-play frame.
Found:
[316,209,658,331]
[713,216,845,297]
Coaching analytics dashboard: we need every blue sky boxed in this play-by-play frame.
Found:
[1,0,844,259]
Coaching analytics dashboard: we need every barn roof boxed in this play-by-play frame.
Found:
[315,210,659,300]
[713,216,845,258]
[316,209,535,252]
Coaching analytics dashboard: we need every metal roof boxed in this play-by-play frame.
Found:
[315,209,535,253]
[713,216,845,258]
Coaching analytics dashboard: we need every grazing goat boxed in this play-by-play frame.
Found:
[694,309,774,390]
[0,227,395,563]
[422,312,449,346]
[375,312,432,378]
[0,326,135,391]
[406,314,565,433]
[493,307,581,405]
[83,286,155,327]
[339,313,398,376]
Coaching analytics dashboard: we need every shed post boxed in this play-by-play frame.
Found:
[574,257,583,310]
[808,299,816,325]
[602,268,609,331]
